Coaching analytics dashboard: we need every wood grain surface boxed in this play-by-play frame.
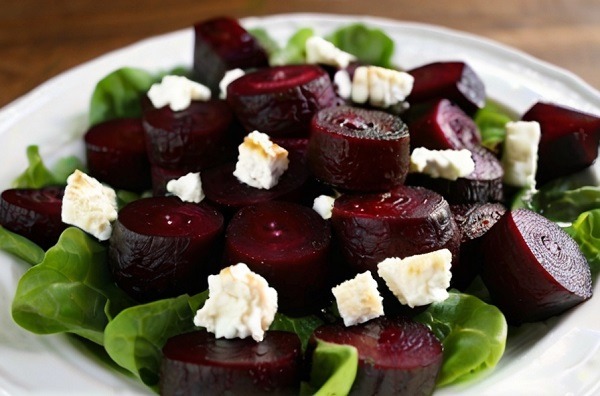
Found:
[1,0,599,108]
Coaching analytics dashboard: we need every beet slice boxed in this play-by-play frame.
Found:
[406,146,504,204]
[160,330,302,396]
[226,65,339,137]
[310,316,442,396]
[108,196,224,302]
[331,185,461,276]
[521,101,600,184]
[481,208,592,324]
[193,16,269,92]
[84,117,151,192]
[142,99,235,170]
[407,61,485,114]
[405,98,482,150]
[0,187,66,249]
[450,202,506,289]
[223,201,331,314]
[308,105,410,192]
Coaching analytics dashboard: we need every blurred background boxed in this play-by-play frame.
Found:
[1,0,599,107]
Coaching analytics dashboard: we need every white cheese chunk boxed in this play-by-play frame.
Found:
[305,36,357,69]
[147,75,211,111]
[219,68,245,99]
[166,172,204,203]
[333,69,352,100]
[501,120,541,188]
[194,263,278,342]
[61,170,118,241]
[312,195,336,220]
[351,65,414,108]
[233,131,289,189]
[332,271,384,327]
[377,249,452,308]
[409,147,475,180]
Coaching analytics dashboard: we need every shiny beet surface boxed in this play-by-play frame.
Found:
[308,106,410,192]
[161,330,302,396]
[108,196,224,302]
[481,208,592,324]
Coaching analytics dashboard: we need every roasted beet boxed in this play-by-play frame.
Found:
[142,99,235,170]
[331,185,461,276]
[227,65,339,137]
[310,316,442,395]
[223,201,331,314]
[407,61,485,114]
[521,101,600,184]
[481,208,592,324]
[84,117,151,192]
[161,330,302,396]
[308,106,410,192]
[0,187,66,249]
[108,196,224,302]
[193,16,269,92]
[407,146,504,204]
[405,98,482,150]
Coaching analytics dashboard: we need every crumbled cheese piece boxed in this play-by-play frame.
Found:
[305,36,357,68]
[219,68,245,99]
[194,263,278,342]
[233,131,289,189]
[61,170,118,241]
[501,120,541,188]
[313,195,336,220]
[333,69,352,100]
[351,65,414,108]
[166,172,204,203]
[409,147,475,180]
[377,249,452,308]
[147,75,211,111]
[332,271,384,327]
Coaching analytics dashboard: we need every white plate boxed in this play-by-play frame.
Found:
[1,13,599,396]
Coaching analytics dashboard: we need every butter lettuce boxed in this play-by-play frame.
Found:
[565,209,600,274]
[473,102,513,153]
[0,226,45,265]
[12,145,83,188]
[327,23,394,68]
[303,340,358,396]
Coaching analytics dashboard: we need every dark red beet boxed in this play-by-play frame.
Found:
[270,137,309,158]
[308,106,410,192]
[481,208,592,324]
[108,196,224,302]
[407,61,485,114]
[223,201,331,314]
[142,99,235,170]
[160,330,302,396]
[405,98,482,150]
[450,202,506,289]
[406,146,504,204]
[0,187,66,249]
[226,65,339,137]
[521,101,600,184]
[193,16,269,92]
[310,316,442,396]
[331,185,461,276]
[84,117,151,192]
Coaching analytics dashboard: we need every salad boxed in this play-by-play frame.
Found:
[0,13,599,395]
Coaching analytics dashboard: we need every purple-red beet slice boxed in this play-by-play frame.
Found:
[226,65,339,137]
[0,187,66,249]
[407,61,485,115]
[84,117,151,192]
[223,201,331,314]
[108,196,224,302]
[308,105,410,192]
[193,16,269,92]
[331,185,461,276]
[160,330,302,396]
[521,101,600,184]
[481,208,592,324]
[310,316,442,396]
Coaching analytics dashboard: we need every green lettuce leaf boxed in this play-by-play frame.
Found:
[248,27,281,56]
[565,209,600,274]
[12,145,82,188]
[270,313,325,351]
[270,27,315,66]
[415,291,507,386]
[327,23,394,68]
[473,102,513,153]
[303,340,358,396]
[0,226,45,265]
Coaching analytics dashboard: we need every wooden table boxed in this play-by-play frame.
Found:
[1,0,599,108]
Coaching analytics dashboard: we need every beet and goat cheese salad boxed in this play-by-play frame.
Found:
[1,15,600,395]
